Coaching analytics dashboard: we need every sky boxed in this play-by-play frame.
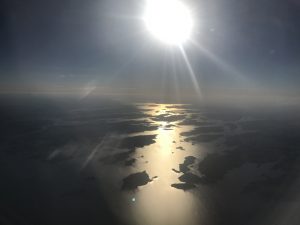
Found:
[1,0,300,102]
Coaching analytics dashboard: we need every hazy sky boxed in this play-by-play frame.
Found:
[1,0,300,101]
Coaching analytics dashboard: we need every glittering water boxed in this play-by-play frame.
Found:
[2,97,300,225]
[94,103,215,225]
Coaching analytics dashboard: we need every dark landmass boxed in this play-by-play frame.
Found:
[184,134,223,143]
[172,156,199,190]
[171,183,196,190]
[181,126,224,136]
[202,110,243,121]
[107,121,158,134]
[172,168,181,173]
[124,158,136,166]
[171,156,200,191]
[165,105,192,110]
[198,152,243,183]
[178,173,202,184]
[151,114,186,122]
[179,156,196,173]
[122,171,152,190]
[197,118,300,187]
[120,135,157,150]
[165,124,176,128]
[178,119,214,126]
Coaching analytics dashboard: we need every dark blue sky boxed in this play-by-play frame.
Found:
[1,0,300,101]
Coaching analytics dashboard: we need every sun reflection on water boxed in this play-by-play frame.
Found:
[125,103,205,225]
[95,103,208,225]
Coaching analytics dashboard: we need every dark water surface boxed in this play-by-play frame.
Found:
[1,95,300,225]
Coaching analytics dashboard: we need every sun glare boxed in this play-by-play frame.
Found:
[143,0,194,45]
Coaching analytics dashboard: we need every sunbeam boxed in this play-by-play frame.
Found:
[170,51,182,103]
[178,45,202,98]
[190,40,251,84]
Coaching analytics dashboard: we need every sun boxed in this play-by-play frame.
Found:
[143,0,194,45]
